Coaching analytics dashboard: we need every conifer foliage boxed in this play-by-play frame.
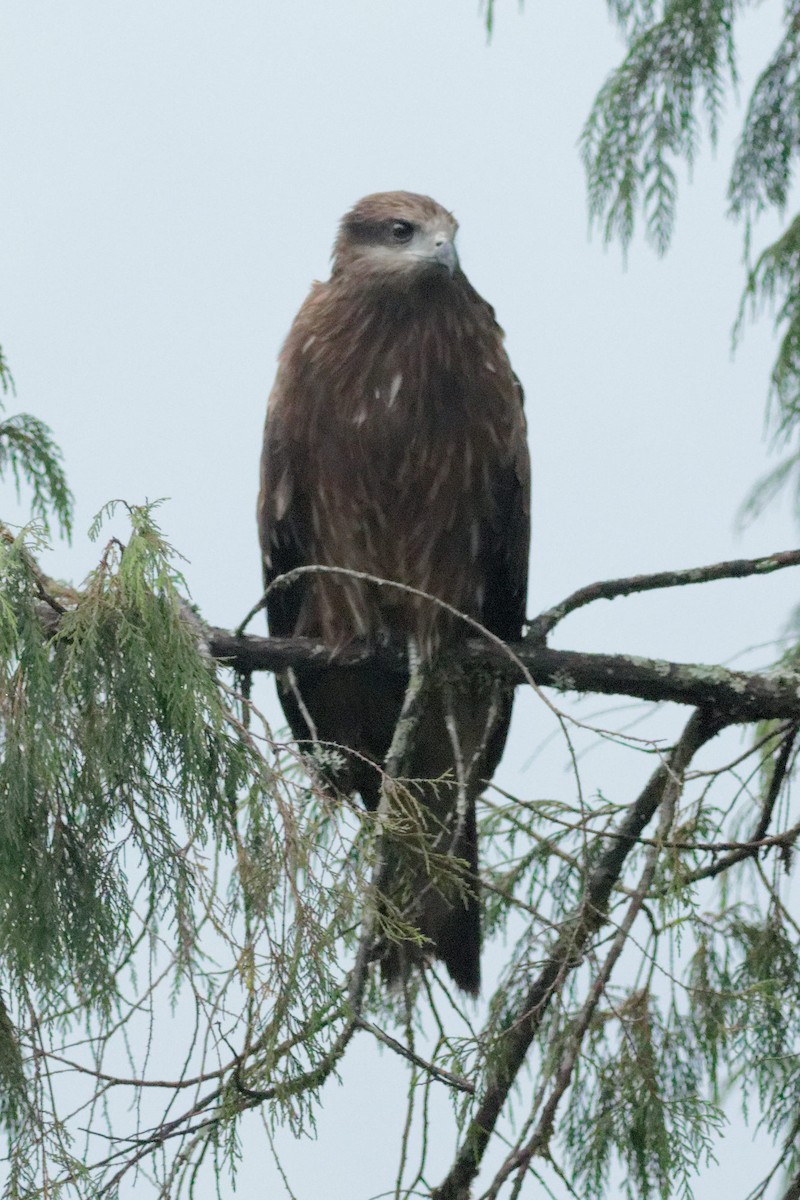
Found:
[0,398,377,1195]
[579,0,800,516]
[1,349,800,1200]
[4,6,800,1199]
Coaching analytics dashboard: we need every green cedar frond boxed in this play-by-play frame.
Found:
[606,0,659,35]
[564,991,724,1200]
[736,212,800,456]
[582,0,740,254]
[0,347,73,539]
[737,446,800,527]
[584,3,800,523]
[0,411,73,539]
[0,348,14,397]
[729,20,800,232]
[0,504,378,1175]
[0,505,245,1001]
[737,420,800,521]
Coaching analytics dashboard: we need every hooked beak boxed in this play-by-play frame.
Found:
[432,239,458,277]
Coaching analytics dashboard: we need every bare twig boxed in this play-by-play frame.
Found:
[484,758,681,1198]
[354,1017,474,1095]
[528,548,800,640]
[431,707,724,1200]
[677,725,798,885]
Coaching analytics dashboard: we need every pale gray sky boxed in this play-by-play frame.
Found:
[1,1,799,1196]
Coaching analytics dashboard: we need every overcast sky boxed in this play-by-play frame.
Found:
[2,2,799,1197]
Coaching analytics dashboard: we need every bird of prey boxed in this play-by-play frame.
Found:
[258,192,530,993]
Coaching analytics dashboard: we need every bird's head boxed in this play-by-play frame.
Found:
[332,192,459,289]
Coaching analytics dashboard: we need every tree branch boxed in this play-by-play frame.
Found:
[30,544,800,722]
[204,628,800,723]
[431,708,725,1200]
[354,1017,474,1094]
[528,548,800,640]
[484,809,667,1199]
[678,724,799,885]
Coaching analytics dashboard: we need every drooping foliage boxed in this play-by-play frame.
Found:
[0,369,375,1195]
[4,15,800,1190]
[582,0,738,254]
[0,352,72,540]
[580,0,800,517]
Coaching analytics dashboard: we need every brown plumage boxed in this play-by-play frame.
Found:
[258,192,530,993]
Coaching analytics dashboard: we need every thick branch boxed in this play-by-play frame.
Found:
[205,628,800,723]
[431,708,724,1200]
[486,815,666,1199]
[31,544,800,722]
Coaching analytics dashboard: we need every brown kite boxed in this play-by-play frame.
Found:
[258,192,530,993]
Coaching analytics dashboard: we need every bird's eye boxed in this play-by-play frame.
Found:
[391,220,414,243]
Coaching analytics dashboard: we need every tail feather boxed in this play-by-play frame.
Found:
[277,660,513,994]
[377,775,481,995]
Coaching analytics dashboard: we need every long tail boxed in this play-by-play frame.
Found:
[378,782,481,994]
[377,674,512,995]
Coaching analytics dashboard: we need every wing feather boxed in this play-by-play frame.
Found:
[481,374,530,643]
[257,377,310,640]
